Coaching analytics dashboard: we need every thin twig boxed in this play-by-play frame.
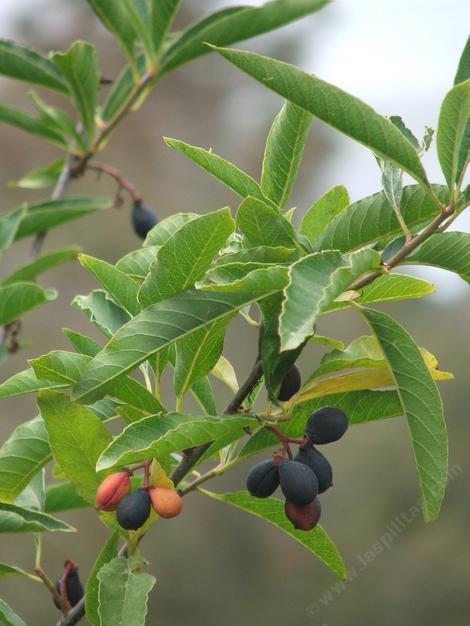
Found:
[83,161,143,205]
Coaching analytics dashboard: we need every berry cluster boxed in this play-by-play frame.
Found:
[95,465,182,531]
[246,406,348,531]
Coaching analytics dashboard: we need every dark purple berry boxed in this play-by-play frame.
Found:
[132,201,158,239]
[116,488,151,530]
[285,497,321,531]
[277,365,301,401]
[305,407,348,444]
[53,561,84,609]
[246,460,280,498]
[294,446,333,494]
[278,460,318,506]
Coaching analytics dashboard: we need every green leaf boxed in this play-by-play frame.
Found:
[0,39,67,93]
[9,158,64,190]
[211,355,239,393]
[28,91,86,151]
[279,248,381,351]
[0,417,51,503]
[309,335,388,380]
[260,102,311,209]
[165,137,264,199]
[213,245,295,267]
[85,1,137,62]
[359,307,448,522]
[312,185,449,253]
[0,208,24,256]
[30,350,163,415]
[0,563,36,578]
[159,0,329,76]
[15,470,45,511]
[115,246,158,281]
[199,262,288,294]
[0,600,27,626]
[0,283,56,326]
[14,197,110,240]
[63,328,101,357]
[97,412,257,471]
[0,501,74,533]
[175,319,229,400]
[454,35,470,85]
[324,273,436,312]
[101,56,144,123]
[79,254,140,316]
[190,377,217,415]
[300,185,349,244]
[97,557,156,626]
[2,247,80,286]
[437,79,470,188]
[0,368,66,399]
[143,212,198,247]
[214,46,430,188]
[403,232,470,284]
[45,482,88,514]
[151,0,181,55]
[72,289,274,404]
[139,207,235,307]
[121,0,155,60]
[201,490,346,578]
[237,196,298,248]
[73,290,130,338]
[0,104,67,148]
[239,389,403,459]
[37,391,112,503]
[52,41,99,145]
[86,533,119,626]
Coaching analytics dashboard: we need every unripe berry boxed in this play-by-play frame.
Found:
[294,446,333,494]
[277,365,301,401]
[54,561,84,608]
[279,459,318,506]
[149,486,183,519]
[305,406,348,444]
[95,471,131,511]
[116,489,151,530]
[285,498,321,531]
[246,459,280,498]
[132,201,158,239]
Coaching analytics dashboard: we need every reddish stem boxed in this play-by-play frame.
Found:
[83,161,143,204]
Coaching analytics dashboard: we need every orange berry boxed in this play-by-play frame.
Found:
[149,486,183,519]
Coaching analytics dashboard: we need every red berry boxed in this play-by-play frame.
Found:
[95,471,131,511]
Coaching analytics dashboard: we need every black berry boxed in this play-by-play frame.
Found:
[132,201,158,239]
[116,488,151,530]
[294,446,333,494]
[277,365,301,401]
[285,497,321,531]
[278,460,318,506]
[54,561,84,608]
[305,407,348,444]
[246,460,280,498]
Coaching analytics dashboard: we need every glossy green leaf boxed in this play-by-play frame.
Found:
[0,417,50,503]
[190,377,217,415]
[0,368,66,399]
[159,0,329,75]
[437,79,470,188]
[97,557,156,626]
[45,482,88,514]
[0,501,74,533]
[86,532,119,626]
[97,412,257,471]
[0,600,27,626]
[237,196,298,248]
[143,212,197,247]
[0,209,24,256]
[122,0,154,60]
[73,289,274,404]
[403,232,470,283]
[165,137,264,199]
[28,91,86,151]
[73,290,130,338]
[38,391,112,503]
[312,185,448,252]
[9,158,64,190]
[85,1,137,62]
[79,254,140,316]
[15,470,45,511]
[0,563,36,578]
[0,104,67,147]
[201,490,346,578]
[211,355,239,393]
[199,262,288,293]
[214,46,430,187]
[0,283,56,326]
[2,247,80,286]
[52,41,99,145]
[260,102,311,209]
[115,246,158,280]
[359,307,448,522]
[300,185,349,244]
[0,39,67,93]
[213,245,295,267]
[14,197,110,240]
[100,56,145,123]
[279,248,381,350]
[454,35,470,85]
[151,0,181,54]
[63,328,101,357]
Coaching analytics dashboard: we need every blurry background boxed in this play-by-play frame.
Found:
[1,1,470,625]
